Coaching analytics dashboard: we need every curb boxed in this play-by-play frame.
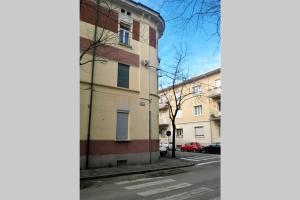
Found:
[80,163,195,180]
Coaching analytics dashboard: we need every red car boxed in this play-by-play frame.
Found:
[180,142,202,152]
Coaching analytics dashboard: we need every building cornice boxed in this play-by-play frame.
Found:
[110,0,165,37]
[159,68,221,93]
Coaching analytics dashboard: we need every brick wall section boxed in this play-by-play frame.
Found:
[80,140,159,155]
[80,37,140,66]
[80,0,118,33]
[132,20,140,41]
[149,26,157,48]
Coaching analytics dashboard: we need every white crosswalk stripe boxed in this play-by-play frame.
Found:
[179,156,220,162]
[183,156,219,160]
[197,161,220,166]
[114,177,162,185]
[137,182,192,196]
[124,179,175,190]
[155,187,214,200]
[118,176,215,199]
[179,157,220,162]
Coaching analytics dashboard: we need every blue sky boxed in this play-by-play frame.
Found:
[135,0,220,77]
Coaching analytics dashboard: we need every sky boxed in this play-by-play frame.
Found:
[135,0,221,78]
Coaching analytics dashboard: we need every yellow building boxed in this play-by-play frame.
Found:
[159,68,221,147]
[80,0,164,168]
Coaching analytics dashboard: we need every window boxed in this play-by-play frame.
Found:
[119,23,130,45]
[116,111,129,140]
[193,105,202,115]
[195,126,204,137]
[120,8,131,16]
[176,128,183,138]
[215,79,221,88]
[117,63,129,88]
[193,85,201,95]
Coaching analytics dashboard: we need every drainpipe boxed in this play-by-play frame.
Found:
[85,0,100,169]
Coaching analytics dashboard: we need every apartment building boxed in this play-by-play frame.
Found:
[159,68,221,147]
[80,0,165,168]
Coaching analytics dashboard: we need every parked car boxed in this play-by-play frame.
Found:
[201,142,221,154]
[159,144,168,157]
[180,142,202,153]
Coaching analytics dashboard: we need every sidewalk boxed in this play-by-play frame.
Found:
[80,157,194,180]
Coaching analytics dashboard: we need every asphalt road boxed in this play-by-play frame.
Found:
[81,152,220,200]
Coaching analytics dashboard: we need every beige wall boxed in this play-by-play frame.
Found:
[80,0,161,147]
[159,70,221,146]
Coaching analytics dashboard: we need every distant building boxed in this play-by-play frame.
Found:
[80,0,165,168]
[159,68,221,147]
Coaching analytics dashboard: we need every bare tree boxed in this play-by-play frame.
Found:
[80,0,120,66]
[80,0,124,168]
[160,0,221,37]
[159,48,201,157]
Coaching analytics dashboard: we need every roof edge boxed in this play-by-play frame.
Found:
[159,68,221,93]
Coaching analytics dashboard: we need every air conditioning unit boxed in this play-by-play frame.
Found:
[142,59,150,66]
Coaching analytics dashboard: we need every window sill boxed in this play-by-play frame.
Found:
[119,42,132,49]
[115,139,131,143]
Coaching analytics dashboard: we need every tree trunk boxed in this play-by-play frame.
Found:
[171,120,176,157]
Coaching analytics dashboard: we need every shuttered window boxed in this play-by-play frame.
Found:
[193,105,202,115]
[195,126,204,137]
[118,63,129,88]
[116,111,129,140]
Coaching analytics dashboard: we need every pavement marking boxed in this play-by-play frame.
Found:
[124,179,175,190]
[115,177,162,185]
[183,156,219,160]
[179,157,219,162]
[137,182,192,196]
[200,157,221,161]
[179,158,203,162]
[197,161,220,166]
[180,156,221,159]
[155,187,214,200]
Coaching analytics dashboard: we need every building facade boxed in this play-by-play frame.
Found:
[80,0,165,169]
[159,68,221,147]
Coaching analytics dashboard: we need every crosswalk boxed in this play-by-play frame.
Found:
[114,177,217,200]
[179,155,221,165]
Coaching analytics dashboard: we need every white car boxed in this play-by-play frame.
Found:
[160,142,173,151]
[159,144,167,157]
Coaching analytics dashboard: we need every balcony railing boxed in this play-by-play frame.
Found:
[208,87,221,98]
[159,117,170,125]
[210,111,221,120]
[159,102,169,110]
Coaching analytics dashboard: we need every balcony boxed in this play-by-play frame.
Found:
[210,111,221,120]
[159,116,170,125]
[159,102,169,110]
[208,87,221,98]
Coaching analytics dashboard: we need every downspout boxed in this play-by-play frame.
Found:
[148,53,152,164]
[85,0,100,169]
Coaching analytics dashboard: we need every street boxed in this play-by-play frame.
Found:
[81,152,220,200]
